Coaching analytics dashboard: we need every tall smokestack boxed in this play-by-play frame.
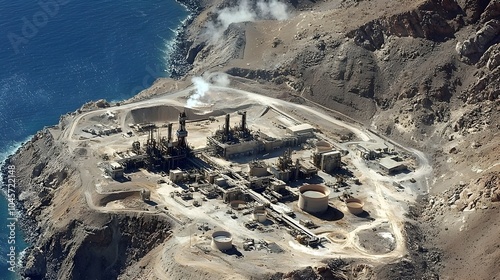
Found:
[176,112,188,148]
[241,111,247,131]
[225,114,230,138]
[167,123,173,142]
[295,159,300,180]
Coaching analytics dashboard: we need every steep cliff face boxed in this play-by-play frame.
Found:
[21,211,172,280]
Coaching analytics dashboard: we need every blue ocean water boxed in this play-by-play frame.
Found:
[0,0,188,278]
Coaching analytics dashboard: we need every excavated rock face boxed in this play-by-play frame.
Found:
[481,43,500,70]
[273,260,376,280]
[461,65,500,102]
[459,36,500,104]
[452,103,496,134]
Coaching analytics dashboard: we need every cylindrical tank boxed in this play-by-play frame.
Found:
[211,231,233,251]
[253,209,267,223]
[345,198,364,215]
[298,184,330,214]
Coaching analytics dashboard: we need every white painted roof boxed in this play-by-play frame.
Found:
[288,123,314,132]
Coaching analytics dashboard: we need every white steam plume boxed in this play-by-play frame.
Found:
[187,73,231,108]
[257,0,289,20]
[219,0,256,30]
[187,77,210,108]
[209,72,230,87]
[204,0,289,42]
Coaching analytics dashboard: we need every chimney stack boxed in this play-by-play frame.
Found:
[225,114,230,138]
[241,111,247,131]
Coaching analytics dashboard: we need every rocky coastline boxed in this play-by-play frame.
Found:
[168,0,203,78]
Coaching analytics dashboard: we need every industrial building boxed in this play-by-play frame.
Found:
[310,141,342,173]
[269,149,300,182]
[207,112,257,158]
[207,112,305,159]
[169,169,185,183]
[287,123,315,136]
[109,111,191,175]
[65,80,426,272]
[268,149,320,182]
[378,157,407,174]
[104,161,124,179]
[253,208,267,223]
[313,150,341,173]
[356,142,389,160]
[91,99,416,256]
[248,161,270,177]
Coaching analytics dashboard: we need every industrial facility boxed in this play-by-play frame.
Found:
[69,87,418,266]
[206,112,306,159]
[110,111,191,174]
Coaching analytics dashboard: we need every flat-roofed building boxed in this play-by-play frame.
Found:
[287,124,314,136]
[320,150,342,173]
[169,169,184,183]
[378,157,406,174]
[356,142,389,159]
[105,161,124,179]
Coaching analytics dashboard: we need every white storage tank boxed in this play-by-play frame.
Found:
[211,231,233,251]
[298,184,330,214]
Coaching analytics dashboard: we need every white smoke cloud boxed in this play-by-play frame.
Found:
[219,0,256,30]
[209,72,230,87]
[186,72,231,108]
[187,77,210,108]
[204,0,289,42]
[257,0,289,20]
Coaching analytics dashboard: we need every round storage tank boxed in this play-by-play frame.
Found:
[345,198,364,215]
[211,231,233,251]
[298,184,330,214]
